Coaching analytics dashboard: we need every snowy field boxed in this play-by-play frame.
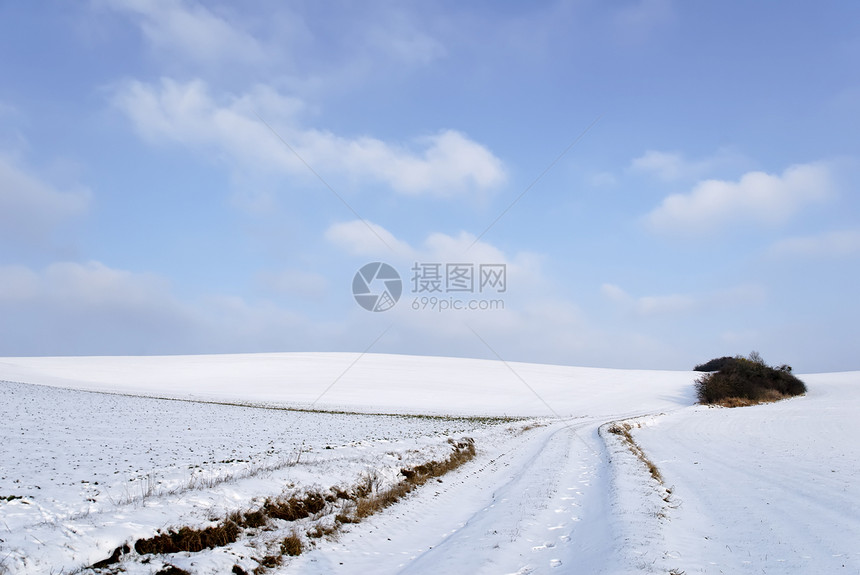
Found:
[0,353,696,417]
[0,353,857,574]
[0,378,510,573]
[631,371,860,573]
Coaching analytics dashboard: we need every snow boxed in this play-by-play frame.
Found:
[0,352,697,417]
[296,420,623,575]
[0,378,504,573]
[0,353,857,574]
[629,371,860,573]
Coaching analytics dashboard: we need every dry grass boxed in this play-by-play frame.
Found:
[334,512,357,524]
[515,422,546,434]
[262,492,326,522]
[307,522,338,539]
[715,388,788,407]
[238,509,269,529]
[133,519,241,554]
[92,437,477,573]
[255,555,281,571]
[607,423,663,484]
[351,480,411,520]
[347,438,476,521]
[280,533,303,556]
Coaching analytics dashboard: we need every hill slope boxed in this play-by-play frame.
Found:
[1,354,857,574]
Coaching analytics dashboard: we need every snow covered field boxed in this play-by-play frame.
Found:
[0,377,508,573]
[0,353,857,574]
[0,353,697,417]
[631,371,860,573]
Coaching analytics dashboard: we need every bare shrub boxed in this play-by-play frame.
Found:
[695,352,806,406]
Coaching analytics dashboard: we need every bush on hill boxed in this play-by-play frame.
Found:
[695,352,806,406]
[693,356,737,372]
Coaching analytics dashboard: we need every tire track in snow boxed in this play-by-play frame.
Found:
[396,424,578,574]
[396,420,623,575]
[283,420,612,575]
[287,419,622,575]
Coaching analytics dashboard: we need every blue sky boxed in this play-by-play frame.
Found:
[1,0,858,371]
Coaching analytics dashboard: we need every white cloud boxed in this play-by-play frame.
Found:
[636,293,697,315]
[646,162,834,235]
[0,257,695,369]
[100,0,447,79]
[333,130,507,197]
[631,149,746,182]
[258,269,329,299]
[601,283,764,316]
[422,231,509,266]
[713,284,767,306]
[100,0,266,66]
[324,220,415,258]
[0,261,172,309]
[590,172,617,187]
[769,230,860,258]
[112,78,506,197]
[0,261,317,356]
[325,219,551,340]
[325,220,545,291]
[632,150,696,181]
[0,154,91,245]
[600,283,630,303]
[195,294,311,345]
[0,261,194,355]
[601,283,694,315]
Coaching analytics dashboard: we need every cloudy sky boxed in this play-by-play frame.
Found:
[1,1,858,371]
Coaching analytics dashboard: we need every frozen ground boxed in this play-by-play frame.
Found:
[630,371,860,573]
[0,378,508,573]
[0,353,857,574]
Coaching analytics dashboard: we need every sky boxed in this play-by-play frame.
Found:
[0,0,858,372]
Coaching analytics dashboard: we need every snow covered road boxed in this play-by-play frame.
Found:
[291,419,621,575]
